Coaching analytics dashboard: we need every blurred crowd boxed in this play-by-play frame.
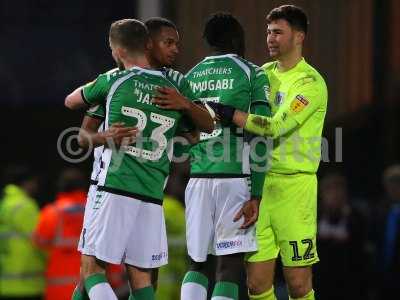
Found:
[1,163,400,300]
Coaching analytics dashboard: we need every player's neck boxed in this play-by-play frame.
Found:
[277,50,302,72]
[123,55,152,70]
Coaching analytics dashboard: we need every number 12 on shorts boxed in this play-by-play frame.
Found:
[289,239,315,261]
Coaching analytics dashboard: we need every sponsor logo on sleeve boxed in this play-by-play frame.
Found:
[290,95,309,113]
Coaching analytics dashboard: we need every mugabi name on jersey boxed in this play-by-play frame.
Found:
[186,54,270,176]
[82,67,193,204]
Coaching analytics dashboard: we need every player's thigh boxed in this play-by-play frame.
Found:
[78,184,98,252]
[81,191,141,264]
[246,259,276,294]
[125,201,168,269]
[245,178,280,263]
[271,174,319,267]
[213,178,257,255]
[184,178,214,262]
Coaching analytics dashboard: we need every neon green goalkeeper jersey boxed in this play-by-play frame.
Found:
[245,58,328,174]
[186,54,271,197]
[82,66,194,203]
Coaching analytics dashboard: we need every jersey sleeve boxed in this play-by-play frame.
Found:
[286,76,327,125]
[82,74,110,106]
[248,67,271,198]
[86,104,105,120]
[176,75,197,132]
[245,75,327,139]
[250,66,271,110]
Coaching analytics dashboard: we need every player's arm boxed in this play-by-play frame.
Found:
[65,73,109,110]
[65,86,86,109]
[152,86,215,133]
[234,70,271,229]
[212,78,324,138]
[79,105,138,148]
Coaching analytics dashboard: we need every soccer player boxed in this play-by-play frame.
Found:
[207,5,328,300]
[64,19,213,300]
[159,13,271,300]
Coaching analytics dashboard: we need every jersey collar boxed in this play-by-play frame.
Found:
[274,57,306,74]
[129,66,164,76]
[203,53,238,61]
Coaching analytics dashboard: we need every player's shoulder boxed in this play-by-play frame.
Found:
[294,60,327,91]
[225,55,261,81]
[96,68,132,84]
[163,67,184,77]
[163,67,186,86]
[261,61,277,73]
[185,58,208,78]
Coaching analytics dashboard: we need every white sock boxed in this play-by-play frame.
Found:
[88,282,118,300]
[181,271,208,300]
[181,282,208,300]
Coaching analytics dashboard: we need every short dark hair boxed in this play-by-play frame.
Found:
[203,12,245,56]
[266,5,308,34]
[109,19,149,53]
[145,17,177,37]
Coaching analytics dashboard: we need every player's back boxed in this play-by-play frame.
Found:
[186,54,268,176]
[92,67,187,202]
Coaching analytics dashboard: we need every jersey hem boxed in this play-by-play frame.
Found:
[85,112,105,120]
[189,173,250,179]
[97,186,162,205]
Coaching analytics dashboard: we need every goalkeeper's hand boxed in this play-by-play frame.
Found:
[206,102,236,125]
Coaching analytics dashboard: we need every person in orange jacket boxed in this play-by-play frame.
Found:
[33,168,88,300]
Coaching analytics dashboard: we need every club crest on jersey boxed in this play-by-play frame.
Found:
[290,95,309,113]
[275,92,285,106]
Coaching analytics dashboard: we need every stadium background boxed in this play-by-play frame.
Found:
[1,0,399,299]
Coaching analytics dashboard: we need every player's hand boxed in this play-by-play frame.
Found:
[206,102,236,125]
[103,122,138,146]
[233,198,260,229]
[152,87,191,111]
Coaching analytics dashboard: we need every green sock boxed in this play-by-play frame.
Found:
[72,286,90,300]
[289,289,315,300]
[84,273,108,293]
[182,270,208,289]
[211,281,239,300]
[72,287,83,300]
[249,287,276,300]
[128,295,134,300]
[132,286,155,300]
[181,270,209,299]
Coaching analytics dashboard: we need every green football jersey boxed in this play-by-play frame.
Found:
[186,54,270,178]
[82,66,192,203]
[246,58,328,174]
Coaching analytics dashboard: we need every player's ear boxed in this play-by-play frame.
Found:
[146,38,154,51]
[116,46,128,60]
[295,31,305,45]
